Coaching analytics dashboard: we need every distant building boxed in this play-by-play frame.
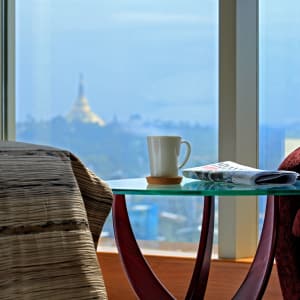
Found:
[285,138,300,156]
[66,74,105,126]
[259,125,285,169]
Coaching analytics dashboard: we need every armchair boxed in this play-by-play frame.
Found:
[0,141,113,299]
[276,147,300,299]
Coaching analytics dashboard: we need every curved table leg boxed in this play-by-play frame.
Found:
[185,196,215,300]
[232,195,279,300]
[112,194,175,300]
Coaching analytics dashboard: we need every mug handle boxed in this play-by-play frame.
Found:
[178,140,191,169]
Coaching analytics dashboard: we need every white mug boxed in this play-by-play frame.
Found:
[147,136,191,177]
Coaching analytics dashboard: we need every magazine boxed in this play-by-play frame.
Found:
[182,161,299,186]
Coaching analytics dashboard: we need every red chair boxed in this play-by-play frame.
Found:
[233,148,300,300]
[276,147,300,299]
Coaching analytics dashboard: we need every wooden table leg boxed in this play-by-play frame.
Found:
[232,195,278,300]
[185,196,215,300]
[112,194,175,300]
[113,194,215,300]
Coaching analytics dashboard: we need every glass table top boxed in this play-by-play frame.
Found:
[106,177,300,196]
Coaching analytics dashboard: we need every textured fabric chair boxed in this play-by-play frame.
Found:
[0,141,113,299]
[275,147,300,300]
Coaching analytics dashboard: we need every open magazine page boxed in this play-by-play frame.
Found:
[182,161,299,185]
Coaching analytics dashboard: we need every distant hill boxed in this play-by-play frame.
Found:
[16,116,218,180]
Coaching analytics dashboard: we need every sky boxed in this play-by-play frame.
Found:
[16,0,218,124]
[15,0,300,126]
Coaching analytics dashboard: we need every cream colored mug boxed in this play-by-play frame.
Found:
[147,136,191,177]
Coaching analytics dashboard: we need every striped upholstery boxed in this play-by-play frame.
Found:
[0,141,113,299]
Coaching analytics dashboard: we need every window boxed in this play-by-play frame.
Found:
[14,0,218,254]
[259,0,300,231]
[260,0,300,162]
[2,0,265,259]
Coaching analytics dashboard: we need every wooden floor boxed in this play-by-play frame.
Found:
[97,251,282,299]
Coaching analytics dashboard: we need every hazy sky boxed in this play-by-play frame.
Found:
[15,0,300,126]
[16,0,218,124]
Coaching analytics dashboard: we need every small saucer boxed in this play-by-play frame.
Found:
[146,176,182,185]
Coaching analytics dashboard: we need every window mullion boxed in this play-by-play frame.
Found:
[218,0,259,258]
[0,0,15,141]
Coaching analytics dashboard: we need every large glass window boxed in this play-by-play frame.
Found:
[15,0,218,254]
[259,0,300,231]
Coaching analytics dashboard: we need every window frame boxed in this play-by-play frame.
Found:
[218,0,259,258]
[0,0,15,141]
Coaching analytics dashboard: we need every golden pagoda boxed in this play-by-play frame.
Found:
[66,74,105,126]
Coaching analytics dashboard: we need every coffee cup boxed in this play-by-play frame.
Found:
[147,136,191,178]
